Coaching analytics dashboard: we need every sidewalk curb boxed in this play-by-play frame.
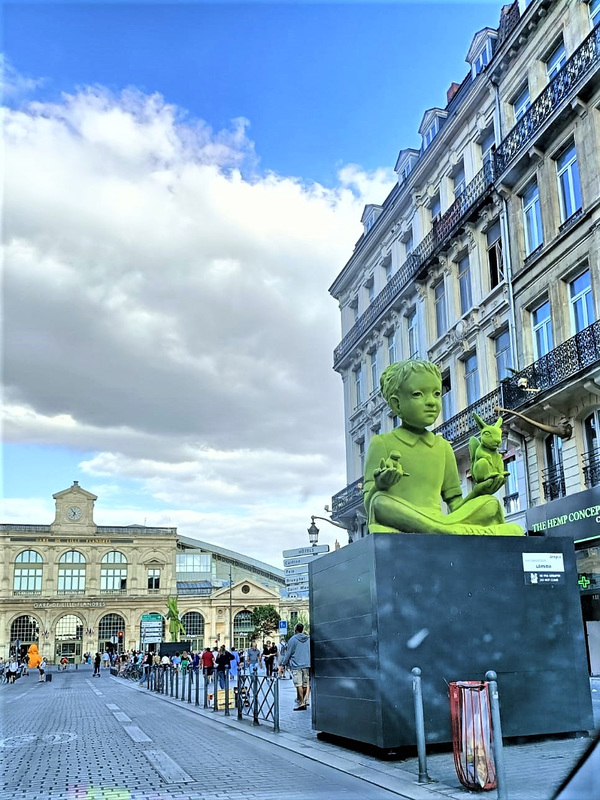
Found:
[111,675,469,800]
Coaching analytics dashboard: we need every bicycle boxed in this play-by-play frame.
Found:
[121,663,143,681]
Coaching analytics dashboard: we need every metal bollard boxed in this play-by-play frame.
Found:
[224,670,230,716]
[485,671,508,800]
[195,668,200,706]
[214,675,219,712]
[175,668,179,699]
[203,669,209,708]
[411,667,429,784]
[273,675,280,733]
[187,669,192,703]
[252,671,260,726]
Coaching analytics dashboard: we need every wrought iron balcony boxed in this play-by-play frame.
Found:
[434,388,501,445]
[333,162,495,368]
[542,464,566,501]
[502,319,600,409]
[495,23,600,176]
[583,448,600,488]
[331,477,364,517]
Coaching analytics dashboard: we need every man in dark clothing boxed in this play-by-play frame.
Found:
[280,623,311,710]
[93,652,101,677]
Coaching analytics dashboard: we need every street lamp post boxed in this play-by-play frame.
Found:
[229,565,233,648]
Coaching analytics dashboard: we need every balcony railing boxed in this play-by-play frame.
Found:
[434,388,501,444]
[495,23,600,176]
[333,163,495,368]
[502,319,600,409]
[542,464,566,501]
[331,477,364,516]
[583,448,600,488]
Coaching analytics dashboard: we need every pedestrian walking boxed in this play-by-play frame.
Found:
[229,647,240,682]
[215,645,232,690]
[101,650,110,669]
[246,641,262,675]
[280,623,311,711]
[263,640,277,677]
[277,638,290,678]
[93,652,101,677]
[201,647,214,682]
[7,658,18,684]
[37,658,46,683]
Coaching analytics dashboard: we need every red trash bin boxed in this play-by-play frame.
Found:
[449,681,496,791]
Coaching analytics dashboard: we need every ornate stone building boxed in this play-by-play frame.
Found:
[328,0,600,672]
[0,482,301,663]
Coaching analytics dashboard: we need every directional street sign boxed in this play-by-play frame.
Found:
[290,582,310,592]
[283,554,322,568]
[285,574,311,585]
[284,565,309,577]
[282,544,330,559]
[287,590,310,599]
[141,613,162,622]
[278,620,288,636]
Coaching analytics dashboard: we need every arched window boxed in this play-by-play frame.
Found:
[180,612,204,650]
[101,552,127,593]
[98,613,126,653]
[58,550,86,594]
[233,610,254,650]
[583,410,600,487]
[55,614,84,662]
[16,550,42,563]
[14,551,43,594]
[10,615,40,653]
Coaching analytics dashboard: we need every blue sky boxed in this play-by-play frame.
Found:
[3,0,505,565]
[4,1,500,183]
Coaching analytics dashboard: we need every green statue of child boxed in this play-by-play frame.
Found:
[363,359,523,536]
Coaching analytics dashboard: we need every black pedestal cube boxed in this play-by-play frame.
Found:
[308,533,593,749]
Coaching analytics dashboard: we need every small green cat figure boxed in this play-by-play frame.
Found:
[469,413,510,484]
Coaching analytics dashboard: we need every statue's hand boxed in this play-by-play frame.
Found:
[374,451,408,490]
[471,474,505,496]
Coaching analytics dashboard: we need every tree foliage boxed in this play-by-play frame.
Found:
[250,605,280,643]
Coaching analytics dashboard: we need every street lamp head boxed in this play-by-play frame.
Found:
[308,517,319,546]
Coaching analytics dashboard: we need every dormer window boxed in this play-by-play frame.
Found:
[419,110,446,152]
[361,204,383,235]
[394,149,420,185]
[467,28,497,79]
[423,120,438,150]
[473,47,489,75]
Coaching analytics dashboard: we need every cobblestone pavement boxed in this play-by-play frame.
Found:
[3,668,597,800]
[0,667,399,800]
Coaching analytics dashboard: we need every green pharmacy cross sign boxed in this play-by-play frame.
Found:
[578,575,591,590]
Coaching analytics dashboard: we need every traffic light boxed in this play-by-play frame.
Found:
[118,631,124,643]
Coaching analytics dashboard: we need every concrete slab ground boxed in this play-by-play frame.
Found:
[1,666,597,800]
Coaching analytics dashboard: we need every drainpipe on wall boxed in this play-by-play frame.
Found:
[491,74,531,514]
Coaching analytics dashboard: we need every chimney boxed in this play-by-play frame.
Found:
[447,82,461,104]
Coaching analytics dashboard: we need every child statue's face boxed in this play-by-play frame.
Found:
[390,371,442,429]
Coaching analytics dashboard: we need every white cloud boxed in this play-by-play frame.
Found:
[3,78,395,564]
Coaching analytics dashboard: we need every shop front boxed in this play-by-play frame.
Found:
[527,485,600,675]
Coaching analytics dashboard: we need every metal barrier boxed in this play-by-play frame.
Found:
[236,670,280,732]
[140,665,279,732]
